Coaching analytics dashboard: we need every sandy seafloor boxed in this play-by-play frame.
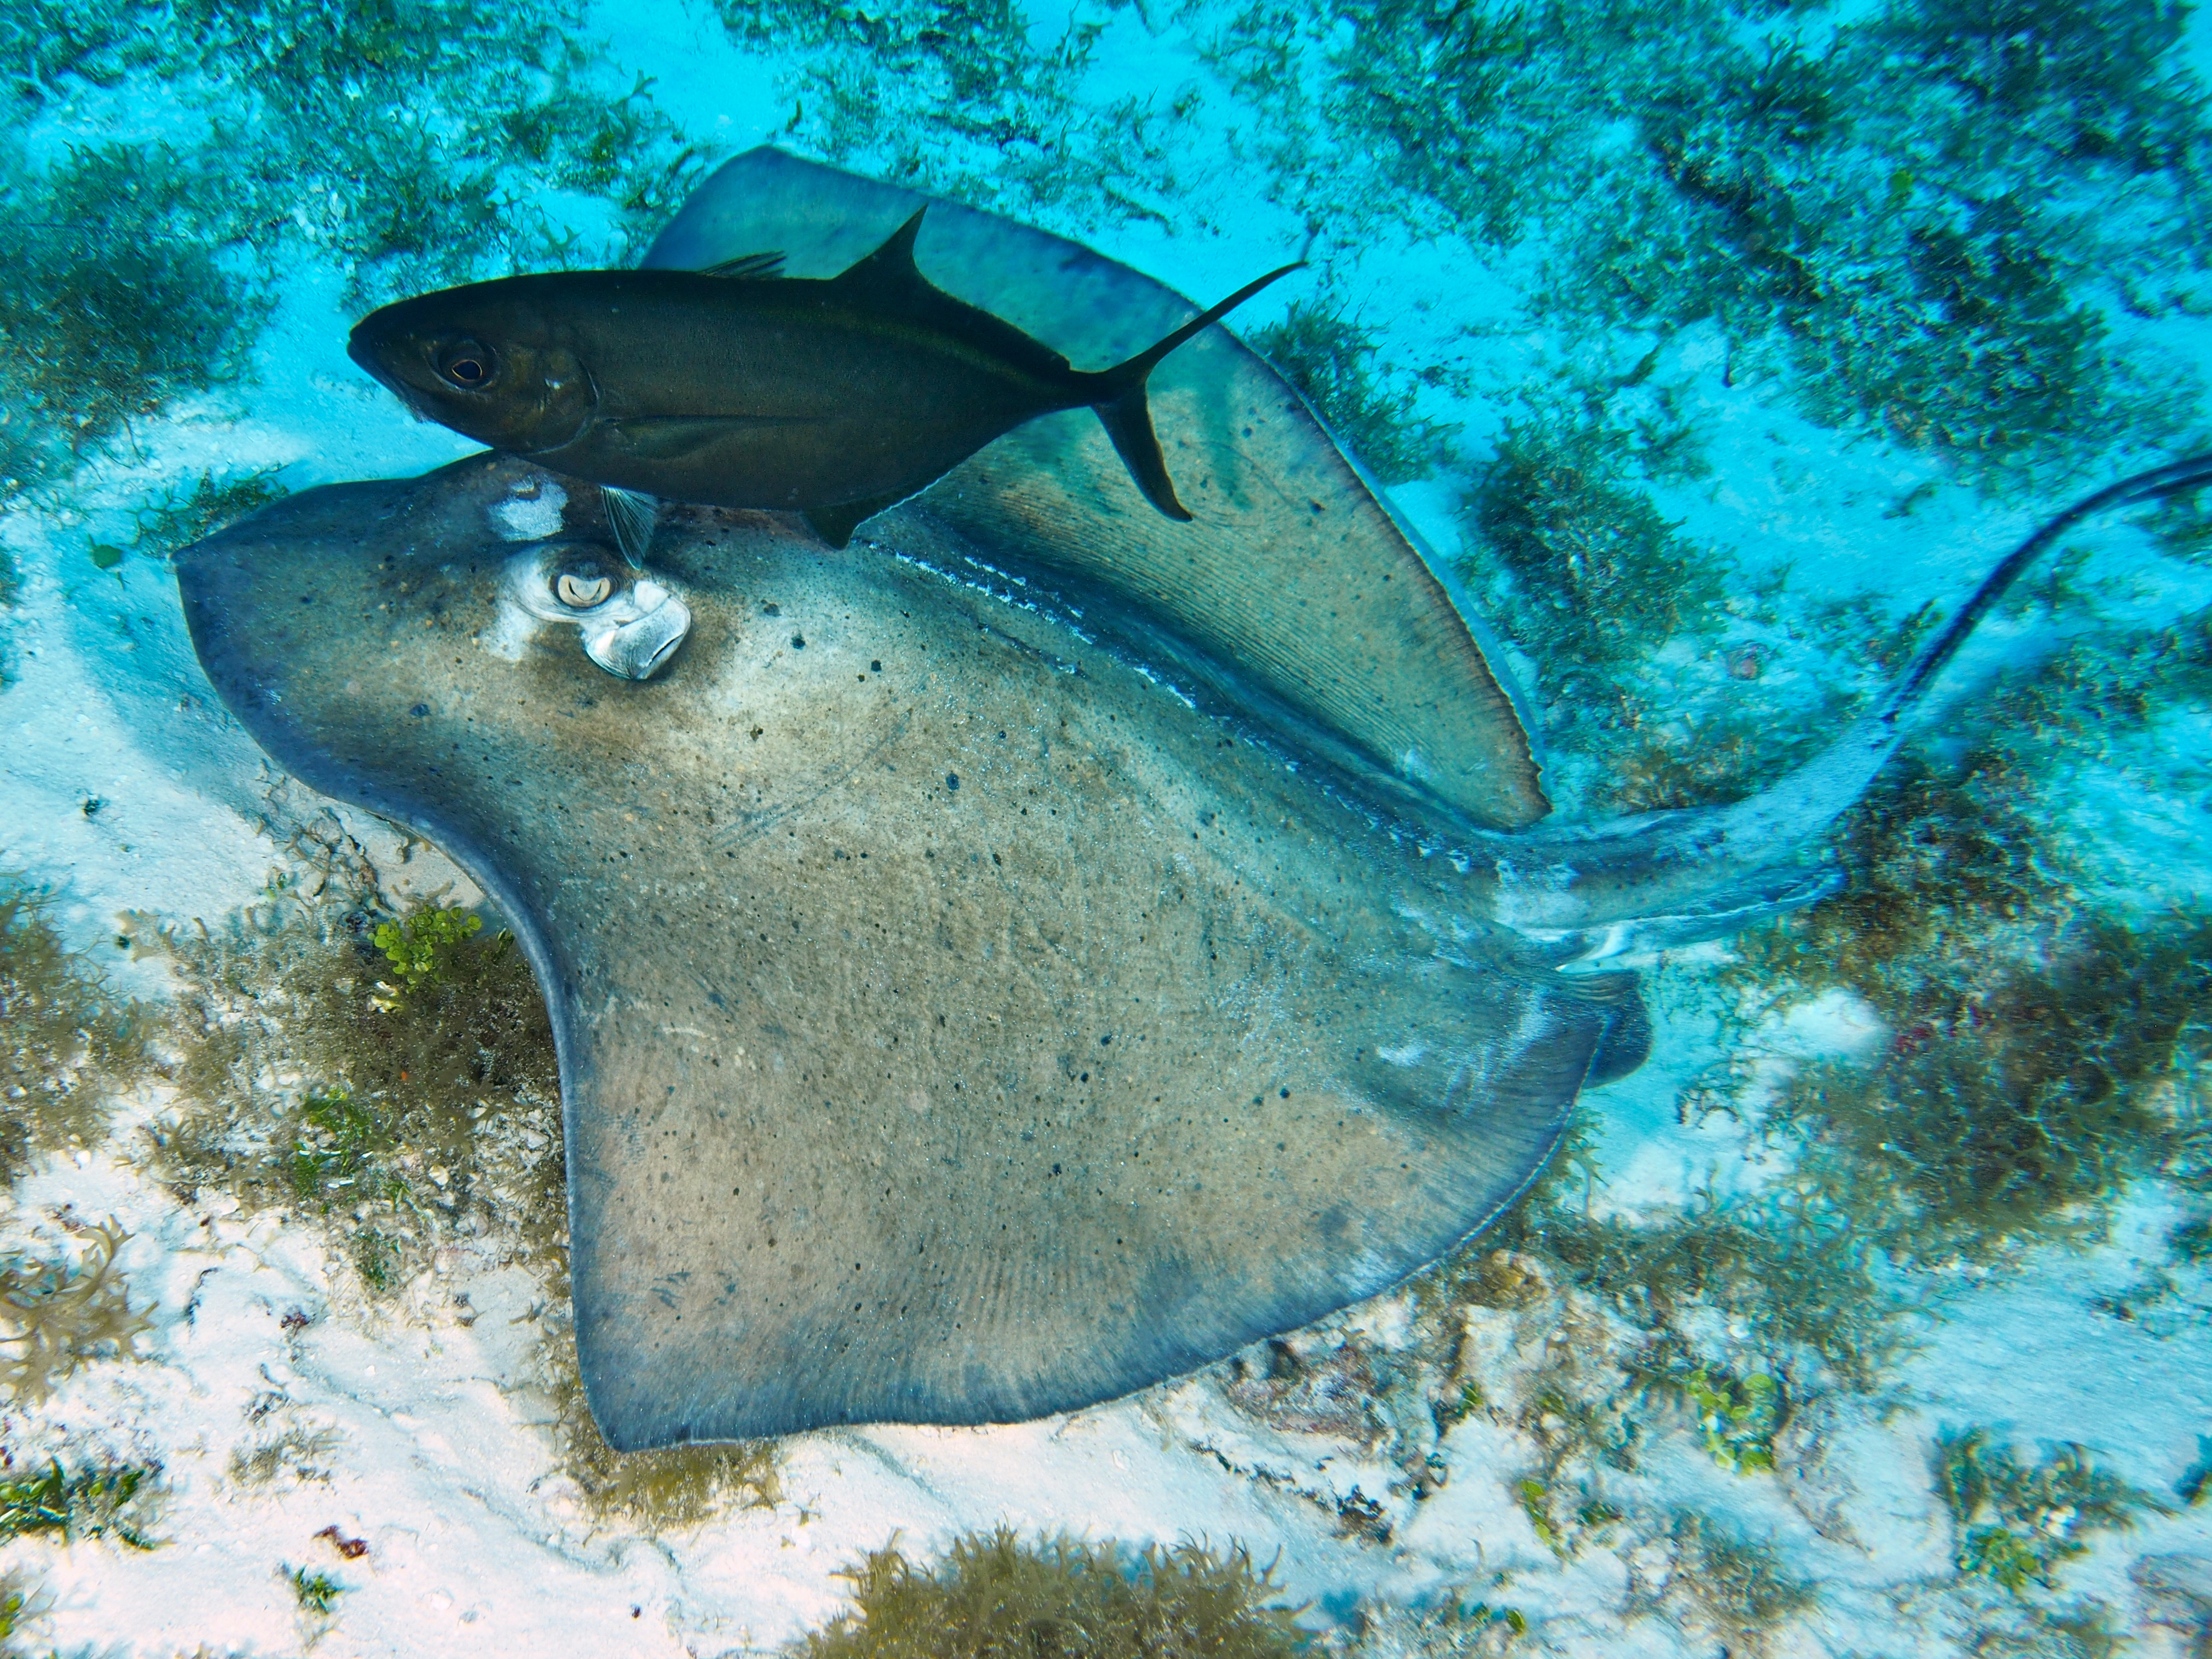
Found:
[5,1,2212,1654]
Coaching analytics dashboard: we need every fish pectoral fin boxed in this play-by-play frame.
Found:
[697,250,785,279]
[803,490,910,549]
[601,485,659,568]
[602,415,824,461]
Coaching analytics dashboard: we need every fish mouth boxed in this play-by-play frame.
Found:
[345,326,422,413]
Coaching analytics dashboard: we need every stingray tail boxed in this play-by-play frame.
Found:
[1087,260,1304,520]
[1493,448,2212,966]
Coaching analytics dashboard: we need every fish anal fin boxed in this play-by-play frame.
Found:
[804,490,909,548]
[1091,387,1192,521]
[699,250,786,279]
[602,485,659,568]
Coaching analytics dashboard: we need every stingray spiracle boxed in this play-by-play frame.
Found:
[505,538,692,681]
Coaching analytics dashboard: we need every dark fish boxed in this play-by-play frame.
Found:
[346,212,1299,550]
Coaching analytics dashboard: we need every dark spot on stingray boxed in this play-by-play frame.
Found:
[762,603,780,616]
[409,703,429,718]
[871,659,882,672]
[791,633,804,649]
[946,773,959,791]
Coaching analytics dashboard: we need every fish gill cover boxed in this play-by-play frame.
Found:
[0,0,2209,1655]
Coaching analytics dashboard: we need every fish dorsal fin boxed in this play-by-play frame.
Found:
[824,205,1077,386]
[645,148,1549,831]
[832,209,930,296]
[699,250,785,280]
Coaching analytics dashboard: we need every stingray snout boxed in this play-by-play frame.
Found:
[505,538,693,681]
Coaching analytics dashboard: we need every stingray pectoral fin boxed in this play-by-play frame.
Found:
[572,944,1605,1449]
[641,149,1550,830]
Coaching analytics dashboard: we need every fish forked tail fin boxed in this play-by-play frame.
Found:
[1088,260,1305,521]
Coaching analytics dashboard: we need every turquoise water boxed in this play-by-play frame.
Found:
[2,2,2211,1654]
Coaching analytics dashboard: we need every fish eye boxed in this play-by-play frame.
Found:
[555,571,614,609]
[438,340,494,389]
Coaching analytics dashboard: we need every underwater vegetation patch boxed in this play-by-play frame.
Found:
[1660,1362,1782,1476]
[0,1223,155,1406]
[0,140,264,491]
[1935,1427,2164,1593]
[131,469,291,563]
[0,881,146,1182]
[157,0,707,288]
[1454,393,1747,807]
[1777,914,2211,1261]
[1208,0,2208,487]
[1475,1155,1901,1394]
[1464,403,1724,671]
[158,889,563,1291]
[539,1322,781,1528]
[285,1563,344,1615]
[1249,300,1457,485]
[1736,734,2212,1264]
[714,0,1189,224]
[1336,1596,1526,1659]
[798,1528,1307,1659]
[1632,1509,1816,1659]
[0,1457,159,1548]
[2,0,717,494]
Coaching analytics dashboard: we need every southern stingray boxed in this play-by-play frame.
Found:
[175,153,2212,1449]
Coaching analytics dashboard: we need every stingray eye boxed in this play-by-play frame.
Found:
[438,340,494,389]
[555,571,613,609]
